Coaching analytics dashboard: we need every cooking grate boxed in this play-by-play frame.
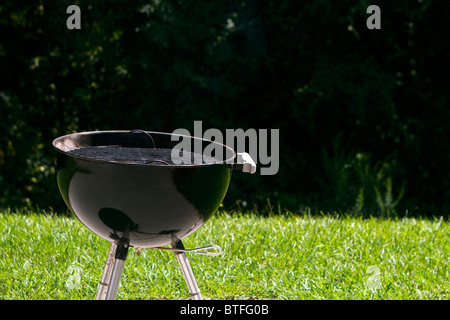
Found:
[67,146,217,165]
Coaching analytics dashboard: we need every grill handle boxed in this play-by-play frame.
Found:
[234,152,256,174]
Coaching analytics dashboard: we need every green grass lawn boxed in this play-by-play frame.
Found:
[0,209,448,300]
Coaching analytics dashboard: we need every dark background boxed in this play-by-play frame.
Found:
[1,1,449,217]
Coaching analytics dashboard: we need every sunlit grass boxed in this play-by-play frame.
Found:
[0,209,448,300]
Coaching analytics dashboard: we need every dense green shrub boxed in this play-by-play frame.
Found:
[0,1,449,217]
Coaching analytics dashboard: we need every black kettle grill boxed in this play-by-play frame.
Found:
[53,130,256,299]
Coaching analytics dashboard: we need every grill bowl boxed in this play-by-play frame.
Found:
[53,130,236,248]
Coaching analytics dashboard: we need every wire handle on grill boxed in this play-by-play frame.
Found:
[120,129,156,149]
[136,245,222,256]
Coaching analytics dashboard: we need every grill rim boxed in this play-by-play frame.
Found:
[52,130,237,168]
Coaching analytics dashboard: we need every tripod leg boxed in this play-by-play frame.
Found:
[95,241,129,300]
[96,242,117,300]
[172,240,203,300]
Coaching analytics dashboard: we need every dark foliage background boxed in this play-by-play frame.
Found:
[1,1,449,217]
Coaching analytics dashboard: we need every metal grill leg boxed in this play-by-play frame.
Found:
[96,242,117,300]
[96,241,129,300]
[172,240,203,300]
